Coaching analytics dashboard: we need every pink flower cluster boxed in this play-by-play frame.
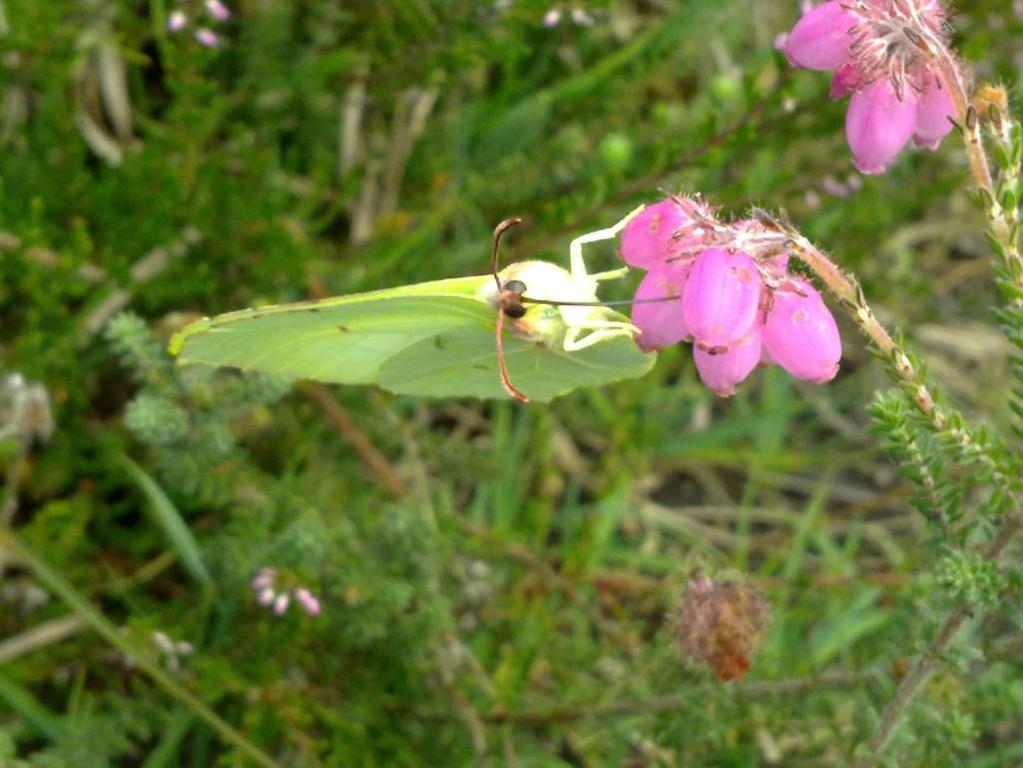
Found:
[251,567,322,617]
[623,198,842,397]
[168,0,232,48]
[783,0,957,174]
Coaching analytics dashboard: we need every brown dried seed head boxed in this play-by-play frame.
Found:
[675,573,769,681]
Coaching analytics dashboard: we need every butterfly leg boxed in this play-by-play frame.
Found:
[563,319,639,352]
[568,204,646,282]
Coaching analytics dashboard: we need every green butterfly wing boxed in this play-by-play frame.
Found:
[170,275,655,402]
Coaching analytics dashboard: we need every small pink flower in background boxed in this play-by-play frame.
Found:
[205,0,231,21]
[296,588,322,616]
[195,28,220,48]
[168,10,188,32]
[783,0,957,174]
[621,196,843,397]
[251,566,322,618]
[166,0,232,46]
[542,8,562,27]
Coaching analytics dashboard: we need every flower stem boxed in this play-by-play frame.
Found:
[787,235,1011,485]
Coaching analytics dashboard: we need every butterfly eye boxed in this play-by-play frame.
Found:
[503,279,527,294]
[504,304,527,319]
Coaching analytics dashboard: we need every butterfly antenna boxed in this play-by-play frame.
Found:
[495,308,529,403]
[492,216,524,291]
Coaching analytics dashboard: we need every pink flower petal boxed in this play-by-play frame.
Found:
[784,0,857,71]
[762,279,841,383]
[682,248,761,347]
[631,262,690,351]
[913,77,956,149]
[845,79,918,174]
[620,198,690,270]
[694,330,762,397]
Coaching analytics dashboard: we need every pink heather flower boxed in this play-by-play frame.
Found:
[845,79,919,174]
[784,0,958,173]
[296,588,322,617]
[168,10,188,32]
[620,198,691,270]
[273,593,290,615]
[783,0,856,70]
[251,567,276,590]
[624,196,843,397]
[694,330,763,397]
[682,248,761,348]
[195,27,220,48]
[762,279,842,382]
[205,0,231,21]
[257,587,275,606]
[632,263,690,351]
[542,9,562,27]
[912,74,956,148]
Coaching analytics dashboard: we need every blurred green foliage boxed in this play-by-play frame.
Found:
[1,0,1022,765]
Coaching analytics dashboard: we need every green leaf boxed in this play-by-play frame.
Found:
[170,274,656,402]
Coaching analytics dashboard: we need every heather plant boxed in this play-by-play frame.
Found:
[1,1,1023,766]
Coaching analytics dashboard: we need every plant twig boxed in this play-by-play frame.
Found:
[301,382,407,497]
[0,614,87,664]
[853,512,1021,766]
[483,669,876,725]
[784,232,1014,487]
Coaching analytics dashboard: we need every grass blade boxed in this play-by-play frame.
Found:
[120,455,212,589]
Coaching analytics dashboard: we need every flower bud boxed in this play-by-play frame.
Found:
[682,248,761,347]
[762,279,841,383]
[693,330,762,397]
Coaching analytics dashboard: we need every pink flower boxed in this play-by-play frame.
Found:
[624,196,843,397]
[273,593,290,615]
[205,0,231,21]
[694,330,763,396]
[542,9,562,27]
[783,0,856,70]
[912,76,956,149]
[762,279,842,382]
[195,28,220,48]
[784,0,957,173]
[167,10,188,32]
[620,198,691,270]
[632,262,690,351]
[296,588,322,617]
[682,249,761,347]
[845,79,919,174]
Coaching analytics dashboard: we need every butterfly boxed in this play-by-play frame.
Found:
[170,208,655,403]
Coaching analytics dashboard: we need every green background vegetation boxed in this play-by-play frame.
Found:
[1,0,1021,765]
